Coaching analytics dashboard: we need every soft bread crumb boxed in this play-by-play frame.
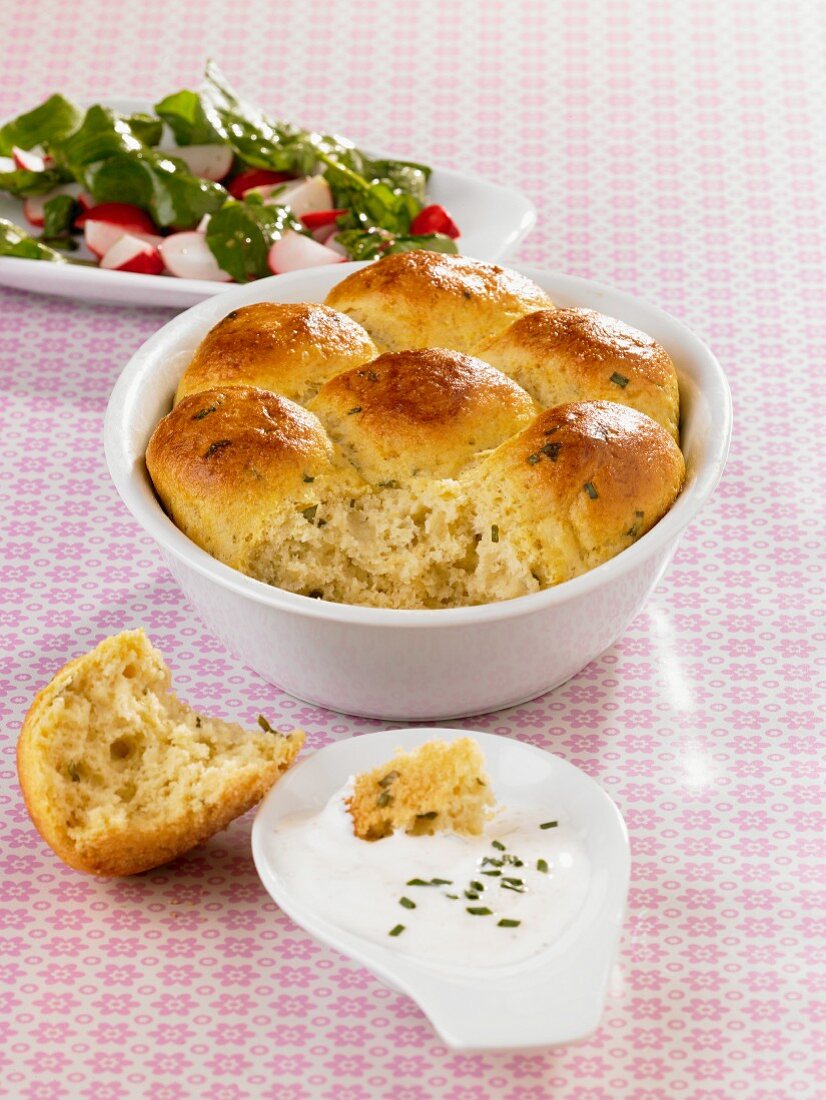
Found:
[16,630,304,876]
[347,738,495,841]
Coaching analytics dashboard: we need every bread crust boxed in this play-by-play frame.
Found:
[308,348,537,481]
[16,630,303,876]
[478,308,680,439]
[324,250,553,353]
[146,386,364,569]
[175,302,378,405]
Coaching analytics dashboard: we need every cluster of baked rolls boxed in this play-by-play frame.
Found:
[146,251,685,609]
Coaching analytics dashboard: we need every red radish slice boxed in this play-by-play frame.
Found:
[301,209,347,230]
[228,168,293,200]
[159,232,232,281]
[12,145,53,173]
[75,202,157,233]
[78,193,93,212]
[273,176,332,218]
[410,204,460,239]
[85,220,162,260]
[312,223,338,244]
[168,144,234,182]
[22,183,86,227]
[0,156,15,173]
[244,180,298,202]
[323,234,350,258]
[268,230,344,274]
[100,234,164,275]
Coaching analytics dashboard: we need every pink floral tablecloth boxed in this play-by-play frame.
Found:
[1,1,823,1097]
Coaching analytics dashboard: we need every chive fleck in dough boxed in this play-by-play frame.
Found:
[16,630,304,876]
[348,738,495,841]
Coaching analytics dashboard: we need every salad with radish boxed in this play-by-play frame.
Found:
[0,62,461,281]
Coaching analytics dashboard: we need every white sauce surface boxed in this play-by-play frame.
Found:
[271,782,590,968]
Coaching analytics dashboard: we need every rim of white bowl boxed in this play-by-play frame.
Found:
[105,264,732,629]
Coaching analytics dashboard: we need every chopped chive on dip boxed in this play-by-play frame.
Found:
[537,859,549,873]
[466,906,493,916]
[388,924,405,937]
[498,918,521,928]
[491,840,506,851]
[464,890,480,900]
[491,524,500,543]
[470,880,484,892]
[481,869,501,876]
[610,371,629,388]
[430,877,452,885]
[399,897,416,910]
[540,820,559,830]
[481,856,503,867]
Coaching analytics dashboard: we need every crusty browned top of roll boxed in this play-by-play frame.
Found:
[175,302,378,406]
[308,347,538,481]
[324,250,553,354]
[146,386,363,569]
[477,307,680,439]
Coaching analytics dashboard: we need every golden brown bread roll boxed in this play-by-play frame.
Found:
[17,630,303,876]
[464,402,686,602]
[324,250,553,354]
[175,302,378,405]
[477,308,680,440]
[307,348,538,482]
[145,255,688,609]
[146,386,365,572]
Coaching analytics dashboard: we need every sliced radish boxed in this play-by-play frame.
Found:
[159,232,232,281]
[168,144,234,182]
[228,168,293,200]
[323,234,350,258]
[100,234,164,275]
[268,230,345,275]
[12,145,53,173]
[75,202,157,233]
[0,156,15,173]
[301,208,347,231]
[312,223,338,244]
[85,220,162,260]
[23,183,86,227]
[244,180,298,202]
[270,175,333,218]
[410,204,460,239]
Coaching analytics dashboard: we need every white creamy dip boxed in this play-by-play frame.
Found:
[271,782,591,968]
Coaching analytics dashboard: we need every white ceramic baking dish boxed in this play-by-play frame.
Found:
[104,262,731,720]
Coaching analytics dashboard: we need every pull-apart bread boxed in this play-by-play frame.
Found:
[17,630,303,875]
[147,251,685,609]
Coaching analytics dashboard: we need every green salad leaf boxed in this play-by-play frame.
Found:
[321,154,422,234]
[42,194,78,241]
[154,89,223,145]
[0,94,83,157]
[334,228,458,261]
[0,164,67,197]
[123,113,163,147]
[0,218,71,262]
[52,106,226,228]
[205,197,303,281]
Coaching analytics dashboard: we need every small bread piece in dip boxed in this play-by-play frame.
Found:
[347,738,495,841]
